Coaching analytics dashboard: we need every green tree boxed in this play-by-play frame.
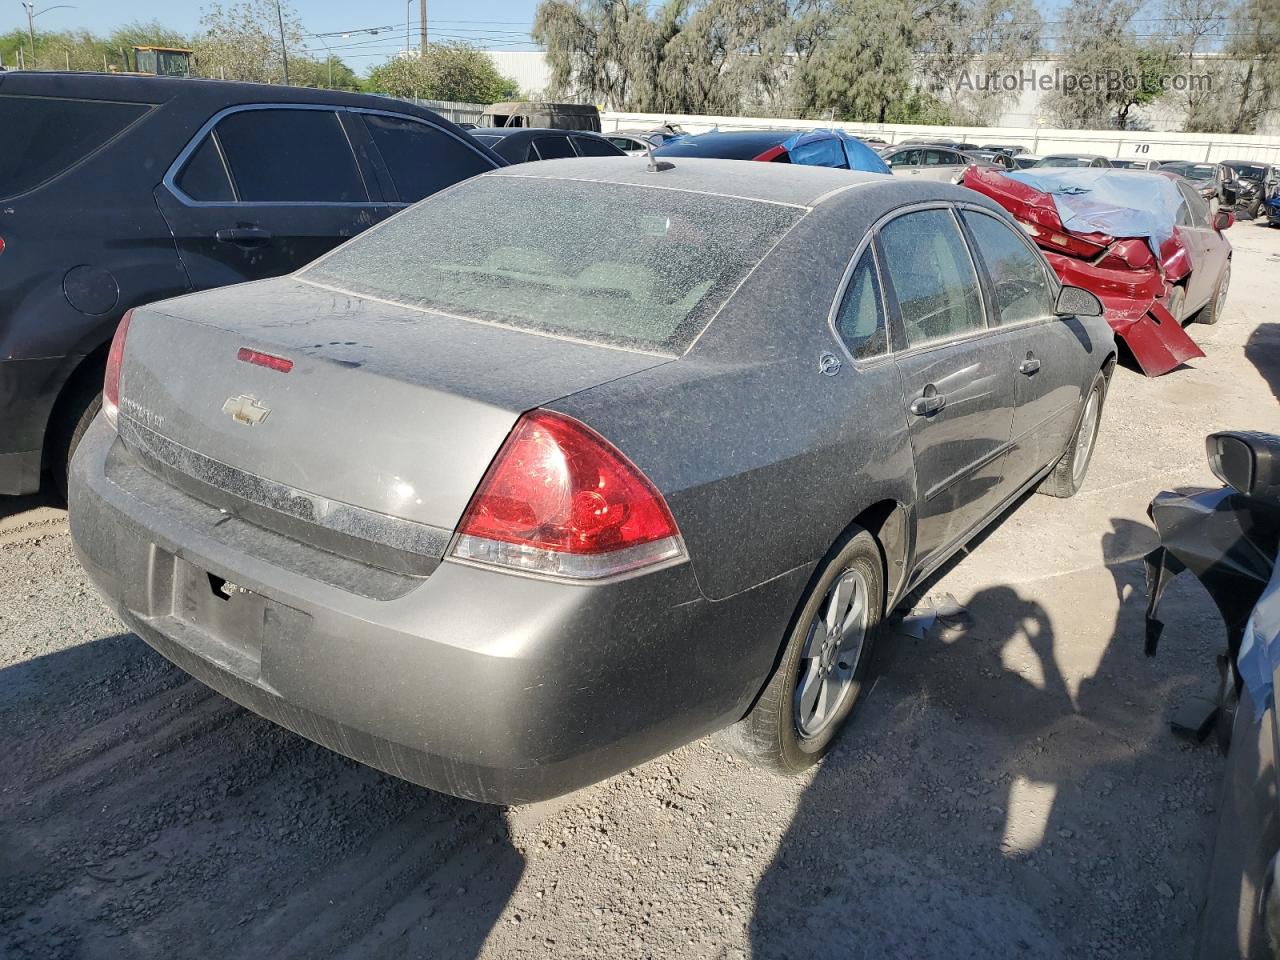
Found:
[366,44,519,102]
[791,0,921,122]
[194,0,306,84]
[1046,0,1171,128]
[1221,0,1280,132]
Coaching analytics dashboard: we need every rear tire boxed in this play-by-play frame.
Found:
[47,374,103,503]
[1194,263,1230,325]
[718,528,884,774]
[1039,371,1106,499]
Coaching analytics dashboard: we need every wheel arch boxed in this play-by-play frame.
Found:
[41,340,110,469]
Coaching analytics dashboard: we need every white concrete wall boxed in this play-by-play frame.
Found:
[603,111,1280,163]
[484,51,554,99]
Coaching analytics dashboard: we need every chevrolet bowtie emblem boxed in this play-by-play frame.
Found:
[222,394,270,426]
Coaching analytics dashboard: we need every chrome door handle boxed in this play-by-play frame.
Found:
[909,393,946,416]
[1019,357,1041,375]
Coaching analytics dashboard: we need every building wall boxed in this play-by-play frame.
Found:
[484,51,554,99]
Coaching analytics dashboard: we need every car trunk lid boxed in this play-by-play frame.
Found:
[114,277,672,570]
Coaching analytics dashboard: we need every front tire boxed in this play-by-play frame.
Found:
[719,528,885,774]
[1039,371,1106,499]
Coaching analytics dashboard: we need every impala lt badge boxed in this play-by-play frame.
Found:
[222,394,270,426]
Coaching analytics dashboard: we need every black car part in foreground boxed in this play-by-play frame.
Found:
[0,71,502,498]
[1144,431,1280,960]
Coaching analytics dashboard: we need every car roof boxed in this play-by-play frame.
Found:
[480,156,901,208]
[0,70,428,112]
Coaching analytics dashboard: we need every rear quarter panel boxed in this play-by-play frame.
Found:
[553,188,918,602]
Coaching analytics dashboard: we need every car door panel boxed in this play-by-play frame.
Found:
[959,208,1082,484]
[155,105,392,291]
[877,207,1017,564]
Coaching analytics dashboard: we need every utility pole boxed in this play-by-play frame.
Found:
[419,0,427,51]
[21,2,76,70]
[274,0,290,84]
[23,2,36,68]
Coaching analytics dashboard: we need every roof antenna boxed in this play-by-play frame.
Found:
[645,140,673,173]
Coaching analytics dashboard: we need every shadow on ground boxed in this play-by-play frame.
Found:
[0,633,522,960]
[1245,322,1280,404]
[749,519,1221,959]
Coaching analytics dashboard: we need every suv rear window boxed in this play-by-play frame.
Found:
[301,174,802,353]
[0,95,149,199]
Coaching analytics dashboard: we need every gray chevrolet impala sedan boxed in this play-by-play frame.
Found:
[69,158,1115,803]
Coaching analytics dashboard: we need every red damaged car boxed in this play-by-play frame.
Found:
[964,165,1233,376]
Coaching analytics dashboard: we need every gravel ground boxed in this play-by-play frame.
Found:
[3,221,1280,960]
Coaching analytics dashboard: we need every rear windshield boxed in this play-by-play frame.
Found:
[1036,156,1091,167]
[301,175,803,353]
[0,95,150,199]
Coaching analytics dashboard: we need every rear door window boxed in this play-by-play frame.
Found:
[572,136,620,157]
[533,136,575,160]
[878,208,986,347]
[0,94,150,199]
[175,135,234,202]
[833,249,889,360]
[361,113,493,203]
[1176,181,1210,226]
[214,108,367,203]
[960,210,1055,326]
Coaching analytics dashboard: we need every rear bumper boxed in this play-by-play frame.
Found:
[70,419,808,803]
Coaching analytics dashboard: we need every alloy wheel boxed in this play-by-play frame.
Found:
[794,569,870,739]
[1071,388,1101,486]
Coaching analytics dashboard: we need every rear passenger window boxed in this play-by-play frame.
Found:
[176,136,234,202]
[961,211,1055,326]
[215,109,367,203]
[362,113,492,203]
[1177,181,1210,227]
[572,136,620,157]
[0,95,150,199]
[833,249,888,360]
[878,209,985,347]
[533,136,575,160]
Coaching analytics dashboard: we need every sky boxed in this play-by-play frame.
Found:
[0,0,546,63]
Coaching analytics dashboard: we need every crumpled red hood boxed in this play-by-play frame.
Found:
[964,165,1204,376]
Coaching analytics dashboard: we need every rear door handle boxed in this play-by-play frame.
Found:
[909,392,946,416]
[1019,357,1041,375]
[215,226,273,247]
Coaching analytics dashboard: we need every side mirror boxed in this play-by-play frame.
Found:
[1207,431,1280,500]
[1214,208,1234,231]
[1055,284,1104,318]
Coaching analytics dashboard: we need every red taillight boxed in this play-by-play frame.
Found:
[237,347,294,373]
[451,409,686,579]
[102,309,133,430]
[0,235,6,255]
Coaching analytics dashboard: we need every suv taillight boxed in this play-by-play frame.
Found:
[102,309,133,430]
[451,409,686,580]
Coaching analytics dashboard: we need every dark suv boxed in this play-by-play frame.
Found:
[0,72,502,497]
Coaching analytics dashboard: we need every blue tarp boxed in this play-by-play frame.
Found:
[781,129,891,175]
[1005,169,1184,257]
